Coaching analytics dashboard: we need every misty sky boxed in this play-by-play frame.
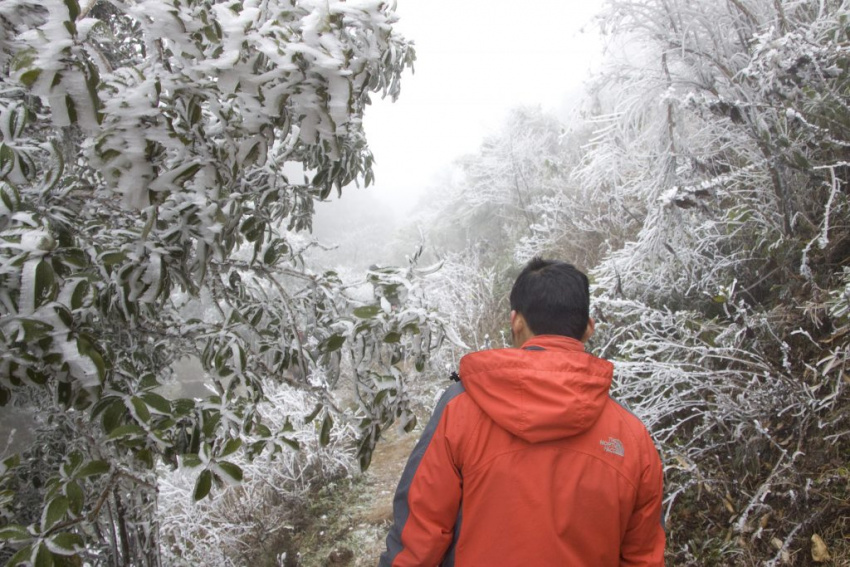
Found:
[313,0,606,250]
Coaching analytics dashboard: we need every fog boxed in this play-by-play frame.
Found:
[312,0,605,263]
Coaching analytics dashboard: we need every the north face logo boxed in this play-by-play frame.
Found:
[600,437,625,457]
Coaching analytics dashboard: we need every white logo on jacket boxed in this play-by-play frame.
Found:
[600,437,625,457]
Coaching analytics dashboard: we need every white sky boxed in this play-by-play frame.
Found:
[313,0,606,249]
[362,0,606,212]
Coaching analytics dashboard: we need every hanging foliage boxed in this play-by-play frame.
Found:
[0,0,444,565]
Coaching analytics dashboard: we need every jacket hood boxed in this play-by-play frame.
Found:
[458,335,613,444]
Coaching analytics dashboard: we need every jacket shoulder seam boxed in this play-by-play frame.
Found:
[608,397,654,465]
[448,386,486,471]
[462,444,642,492]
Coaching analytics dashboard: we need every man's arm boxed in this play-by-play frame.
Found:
[620,432,666,566]
[379,383,465,567]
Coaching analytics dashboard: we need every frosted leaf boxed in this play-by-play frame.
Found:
[61,338,100,387]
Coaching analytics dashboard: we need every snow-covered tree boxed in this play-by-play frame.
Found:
[408,107,566,261]
[0,1,444,564]
[422,248,502,354]
[576,0,850,562]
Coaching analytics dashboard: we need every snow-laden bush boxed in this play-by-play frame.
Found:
[578,0,850,562]
[0,1,447,565]
[158,380,357,566]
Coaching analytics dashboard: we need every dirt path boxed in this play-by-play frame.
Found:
[345,428,419,565]
[290,427,419,566]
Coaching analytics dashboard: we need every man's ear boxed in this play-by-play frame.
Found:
[510,310,520,334]
[580,317,595,343]
[510,310,527,347]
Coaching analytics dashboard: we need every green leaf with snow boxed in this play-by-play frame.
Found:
[63,0,80,21]
[106,424,145,440]
[140,392,170,414]
[219,438,242,458]
[215,461,243,484]
[75,460,109,479]
[34,260,57,308]
[0,524,31,542]
[34,542,53,567]
[41,495,69,531]
[1,454,20,473]
[353,305,381,318]
[322,334,345,353]
[193,470,212,502]
[46,532,83,556]
[0,144,15,178]
[76,335,106,384]
[304,403,323,424]
[383,332,401,343]
[181,454,202,469]
[319,413,333,447]
[65,481,83,515]
[129,396,151,423]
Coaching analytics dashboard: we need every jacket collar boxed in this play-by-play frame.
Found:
[520,334,587,353]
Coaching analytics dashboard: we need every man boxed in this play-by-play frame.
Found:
[379,258,665,566]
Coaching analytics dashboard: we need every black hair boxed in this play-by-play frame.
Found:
[509,257,589,340]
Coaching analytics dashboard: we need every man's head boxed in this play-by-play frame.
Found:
[509,258,593,346]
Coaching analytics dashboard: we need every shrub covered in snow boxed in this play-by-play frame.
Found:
[0,0,446,564]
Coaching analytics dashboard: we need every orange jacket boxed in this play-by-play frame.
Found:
[380,335,665,566]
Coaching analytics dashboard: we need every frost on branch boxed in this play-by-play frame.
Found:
[0,0,428,565]
[576,0,850,562]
